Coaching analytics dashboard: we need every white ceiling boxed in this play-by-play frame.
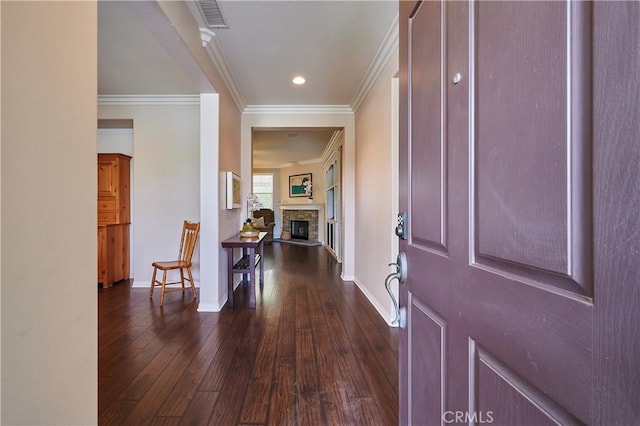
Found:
[252,128,340,169]
[98,0,398,168]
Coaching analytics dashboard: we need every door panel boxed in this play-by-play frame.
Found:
[471,1,593,298]
[409,295,446,425]
[475,1,568,276]
[409,0,447,251]
[398,1,639,424]
[472,341,579,425]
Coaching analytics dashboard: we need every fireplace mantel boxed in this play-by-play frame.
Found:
[277,202,323,211]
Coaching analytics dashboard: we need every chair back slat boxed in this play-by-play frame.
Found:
[178,221,200,263]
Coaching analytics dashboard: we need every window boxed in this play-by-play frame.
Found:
[252,174,274,209]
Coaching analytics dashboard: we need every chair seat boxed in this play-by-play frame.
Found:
[152,260,191,270]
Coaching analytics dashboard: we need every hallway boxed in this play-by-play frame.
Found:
[98,243,398,425]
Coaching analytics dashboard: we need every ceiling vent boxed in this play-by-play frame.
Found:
[197,0,228,28]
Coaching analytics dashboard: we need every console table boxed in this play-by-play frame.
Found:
[221,232,266,308]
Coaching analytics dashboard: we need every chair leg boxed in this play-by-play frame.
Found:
[150,267,158,298]
[186,267,197,299]
[160,270,168,306]
[180,268,186,290]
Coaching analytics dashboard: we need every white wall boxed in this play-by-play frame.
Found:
[98,101,201,288]
[277,162,325,206]
[1,2,97,423]
[354,49,399,325]
[216,86,242,310]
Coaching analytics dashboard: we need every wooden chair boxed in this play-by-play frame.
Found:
[149,221,200,306]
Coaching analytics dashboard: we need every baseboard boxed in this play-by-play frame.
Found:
[341,273,355,281]
[197,302,224,312]
[353,276,398,327]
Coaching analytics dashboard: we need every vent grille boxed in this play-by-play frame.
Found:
[198,0,227,28]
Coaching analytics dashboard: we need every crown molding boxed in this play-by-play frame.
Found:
[298,157,323,165]
[242,105,353,115]
[200,28,216,47]
[350,13,399,113]
[200,28,247,112]
[98,95,200,106]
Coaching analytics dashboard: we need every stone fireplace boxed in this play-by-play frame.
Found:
[278,203,324,245]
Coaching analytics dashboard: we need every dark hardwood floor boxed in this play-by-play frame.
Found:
[98,243,399,425]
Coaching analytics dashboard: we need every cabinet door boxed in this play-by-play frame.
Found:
[97,159,118,196]
[97,226,107,284]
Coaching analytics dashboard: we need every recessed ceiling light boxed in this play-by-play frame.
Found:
[292,75,306,85]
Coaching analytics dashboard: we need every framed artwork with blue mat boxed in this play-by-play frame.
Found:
[289,173,312,198]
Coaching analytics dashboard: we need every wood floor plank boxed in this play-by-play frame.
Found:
[349,397,389,426]
[239,323,278,423]
[118,317,204,401]
[98,244,398,425]
[98,399,137,426]
[198,309,250,391]
[350,332,399,425]
[206,348,251,425]
[295,327,322,424]
[267,357,295,426]
[179,391,219,426]
[157,316,232,417]
[122,327,216,424]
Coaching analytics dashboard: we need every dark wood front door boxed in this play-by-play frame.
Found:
[398,1,639,424]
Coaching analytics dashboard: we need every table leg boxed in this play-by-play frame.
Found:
[242,247,248,283]
[226,247,234,308]
[249,247,256,308]
[259,240,264,290]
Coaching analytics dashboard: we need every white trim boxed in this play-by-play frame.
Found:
[341,274,355,281]
[200,28,215,47]
[197,302,224,313]
[200,31,247,111]
[98,95,200,106]
[199,94,222,313]
[278,203,323,211]
[321,130,345,168]
[351,13,399,112]
[243,105,353,115]
[298,157,323,165]
[353,276,398,327]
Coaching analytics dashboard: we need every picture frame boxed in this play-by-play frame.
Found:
[289,173,312,198]
[226,172,242,209]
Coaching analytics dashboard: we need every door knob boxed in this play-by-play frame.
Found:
[385,252,407,327]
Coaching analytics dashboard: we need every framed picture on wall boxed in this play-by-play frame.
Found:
[289,173,312,198]
[226,172,242,209]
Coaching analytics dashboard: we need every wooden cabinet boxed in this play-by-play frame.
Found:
[97,153,131,288]
[97,154,130,225]
[98,224,130,288]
